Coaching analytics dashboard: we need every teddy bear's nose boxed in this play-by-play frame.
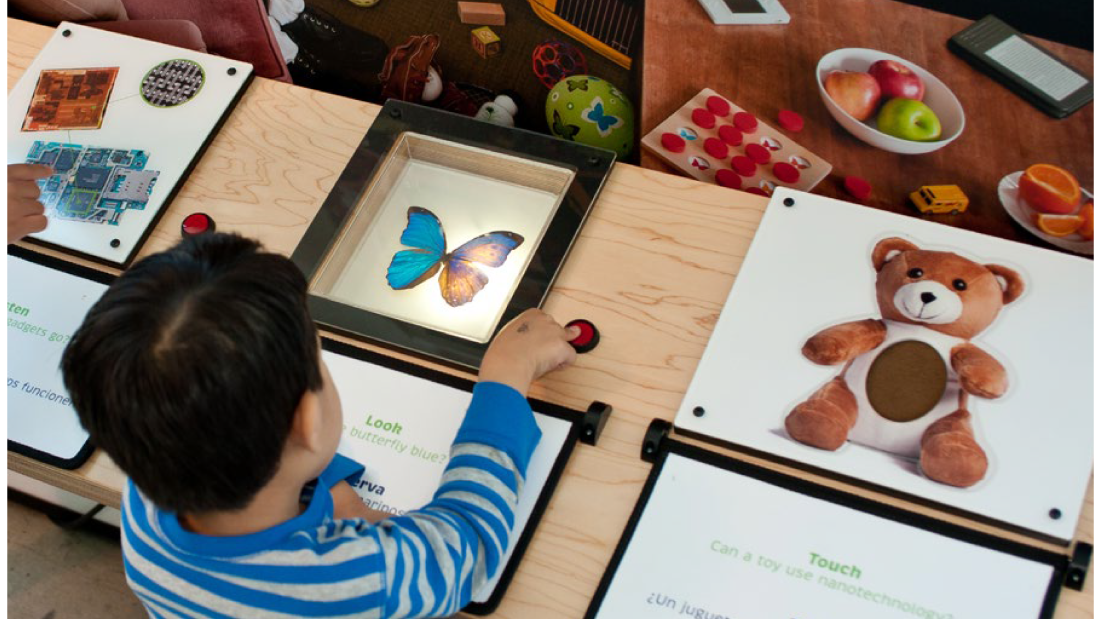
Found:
[921,292,937,304]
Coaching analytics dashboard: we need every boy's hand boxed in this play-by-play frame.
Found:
[331,480,390,523]
[8,164,52,244]
[479,309,580,395]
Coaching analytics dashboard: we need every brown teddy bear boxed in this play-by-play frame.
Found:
[785,237,1025,488]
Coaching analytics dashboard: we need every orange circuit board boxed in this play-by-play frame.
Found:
[22,67,119,132]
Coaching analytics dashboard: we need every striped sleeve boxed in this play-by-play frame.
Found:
[365,381,540,618]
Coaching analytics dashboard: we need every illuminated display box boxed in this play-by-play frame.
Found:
[293,101,615,368]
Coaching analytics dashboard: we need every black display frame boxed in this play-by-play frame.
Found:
[292,100,616,369]
[585,433,1069,619]
[320,337,584,615]
[7,245,113,469]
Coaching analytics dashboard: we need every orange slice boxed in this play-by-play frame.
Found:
[1019,164,1082,214]
[1079,202,1094,240]
[1036,213,1084,237]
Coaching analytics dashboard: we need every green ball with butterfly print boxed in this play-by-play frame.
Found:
[545,75,634,157]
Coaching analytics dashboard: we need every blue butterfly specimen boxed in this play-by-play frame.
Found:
[386,207,524,307]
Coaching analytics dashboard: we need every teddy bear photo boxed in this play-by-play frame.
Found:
[785,237,1026,488]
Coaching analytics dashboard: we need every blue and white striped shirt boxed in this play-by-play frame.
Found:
[120,382,542,618]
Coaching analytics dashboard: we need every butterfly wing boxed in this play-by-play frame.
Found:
[437,231,524,307]
[386,207,447,290]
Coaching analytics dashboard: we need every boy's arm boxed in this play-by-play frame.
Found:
[331,382,540,618]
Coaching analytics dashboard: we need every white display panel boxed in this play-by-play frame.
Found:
[8,254,108,464]
[325,347,573,604]
[593,451,1058,619]
[674,188,1093,541]
[7,23,252,264]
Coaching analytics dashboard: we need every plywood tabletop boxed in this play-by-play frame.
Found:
[641,0,1094,253]
[8,17,1092,618]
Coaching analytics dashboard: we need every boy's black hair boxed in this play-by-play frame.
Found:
[62,233,322,513]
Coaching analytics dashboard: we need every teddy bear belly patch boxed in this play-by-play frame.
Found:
[848,335,962,458]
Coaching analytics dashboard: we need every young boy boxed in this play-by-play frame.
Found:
[61,232,580,618]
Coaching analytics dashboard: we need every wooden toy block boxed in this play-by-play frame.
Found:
[471,26,501,58]
[459,2,506,26]
[641,88,832,195]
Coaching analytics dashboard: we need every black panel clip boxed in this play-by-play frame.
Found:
[641,419,672,463]
[579,401,612,446]
[1064,542,1092,591]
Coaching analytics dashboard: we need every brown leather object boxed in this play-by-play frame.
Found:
[9,0,127,23]
[378,34,441,103]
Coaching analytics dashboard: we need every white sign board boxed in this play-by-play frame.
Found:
[592,449,1060,619]
[8,253,108,465]
[325,345,574,607]
[675,188,1093,541]
[7,23,252,264]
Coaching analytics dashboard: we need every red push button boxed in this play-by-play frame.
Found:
[182,213,215,238]
[566,319,600,354]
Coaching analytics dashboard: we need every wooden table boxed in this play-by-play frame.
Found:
[641,0,1094,252]
[7,17,1093,619]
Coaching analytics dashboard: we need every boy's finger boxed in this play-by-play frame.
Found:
[564,325,582,340]
[10,181,42,200]
[8,164,53,181]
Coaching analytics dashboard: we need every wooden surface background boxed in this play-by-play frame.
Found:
[8,17,1094,618]
[641,0,1094,252]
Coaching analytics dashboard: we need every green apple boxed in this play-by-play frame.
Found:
[876,98,942,141]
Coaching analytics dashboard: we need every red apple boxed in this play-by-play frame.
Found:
[824,71,882,121]
[868,59,925,101]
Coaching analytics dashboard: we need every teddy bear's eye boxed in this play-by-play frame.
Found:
[907,268,924,279]
[953,279,967,291]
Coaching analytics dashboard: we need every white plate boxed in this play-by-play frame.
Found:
[998,171,1093,255]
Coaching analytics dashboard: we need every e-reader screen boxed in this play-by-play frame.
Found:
[985,35,1089,101]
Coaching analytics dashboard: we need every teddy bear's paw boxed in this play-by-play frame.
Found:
[801,336,848,366]
[811,377,859,428]
[785,400,850,451]
[920,433,988,488]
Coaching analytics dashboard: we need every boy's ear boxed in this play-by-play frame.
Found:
[289,391,324,453]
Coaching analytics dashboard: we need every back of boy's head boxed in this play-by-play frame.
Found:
[62,233,322,514]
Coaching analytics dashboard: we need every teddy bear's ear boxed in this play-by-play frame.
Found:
[872,237,920,271]
[985,264,1025,305]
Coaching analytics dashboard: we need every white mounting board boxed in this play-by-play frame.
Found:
[326,347,573,604]
[674,187,1093,541]
[7,23,252,265]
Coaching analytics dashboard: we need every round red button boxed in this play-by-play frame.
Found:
[733,111,758,133]
[745,143,771,164]
[181,213,215,237]
[773,162,800,184]
[731,156,756,177]
[718,125,743,146]
[715,168,742,190]
[691,108,717,129]
[661,132,686,153]
[706,95,731,117]
[566,319,600,353]
[703,137,729,159]
[777,110,804,132]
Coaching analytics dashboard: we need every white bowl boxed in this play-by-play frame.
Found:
[816,48,965,155]
[998,171,1093,255]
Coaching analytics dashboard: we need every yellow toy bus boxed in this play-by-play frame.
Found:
[910,185,969,215]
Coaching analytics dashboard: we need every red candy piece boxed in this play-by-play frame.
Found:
[692,108,717,129]
[773,162,800,184]
[844,175,873,201]
[703,137,729,159]
[731,156,756,177]
[744,187,769,197]
[661,132,686,153]
[718,125,743,146]
[715,168,742,190]
[745,143,771,164]
[777,110,804,132]
[733,111,758,133]
[706,95,731,117]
